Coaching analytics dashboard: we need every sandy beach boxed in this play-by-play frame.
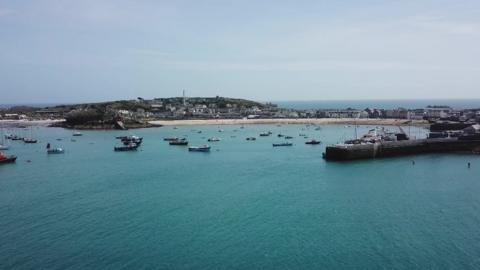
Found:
[149,118,428,127]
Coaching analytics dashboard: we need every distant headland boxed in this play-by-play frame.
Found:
[1,96,479,130]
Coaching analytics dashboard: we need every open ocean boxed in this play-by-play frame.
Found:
[276,99,480,110]
[1,124,480,269]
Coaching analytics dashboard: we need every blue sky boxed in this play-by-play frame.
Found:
[1,0,480,103]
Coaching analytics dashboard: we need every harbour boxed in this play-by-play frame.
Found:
[1,124,479,269]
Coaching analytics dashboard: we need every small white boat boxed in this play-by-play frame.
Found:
[73,131,83,136]
[46,143,64,154]
[47,148,64,154]
[0,145,9,150]
[208,137,221,142]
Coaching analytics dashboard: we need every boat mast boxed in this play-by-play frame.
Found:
[354,114,358,140]
[0,127,4,145]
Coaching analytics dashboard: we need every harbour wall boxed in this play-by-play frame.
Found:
[324,138,480,161]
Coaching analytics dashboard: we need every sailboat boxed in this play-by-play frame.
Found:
[23,126,38,143]
[0,127,9,150]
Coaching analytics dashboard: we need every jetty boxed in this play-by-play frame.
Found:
[324,138,480,161]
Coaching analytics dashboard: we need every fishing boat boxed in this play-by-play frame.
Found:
[0,152,16,164]
[46,143,64,154]
[273,142,293,147]
[188,145,211,152]
[23,138,38,143]
[246,137,256,141]
[114,143,139,151]
[47,147,65,154]
[169,139,188,145]
[121,136,142,145]
[305,139,321,145]
[10,135,23,141]
[208,137,221,142]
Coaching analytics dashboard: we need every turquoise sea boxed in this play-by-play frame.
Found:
[1,124,480,269]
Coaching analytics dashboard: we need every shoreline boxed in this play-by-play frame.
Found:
[149,118,429,127]
[0,119,65,128]
[0,118,429,129]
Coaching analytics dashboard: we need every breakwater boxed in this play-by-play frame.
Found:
[324,138,480,161]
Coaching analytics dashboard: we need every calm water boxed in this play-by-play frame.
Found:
[1,125,480,269]
[276,99,480,110]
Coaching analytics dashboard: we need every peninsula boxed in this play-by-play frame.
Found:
[1,96,479,130]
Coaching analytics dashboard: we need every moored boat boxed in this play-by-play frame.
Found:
[169,139,188,145]
[163,137,179,141]
[188,145,211,152]
[208,137,221,142]
[121,136,142,145]
[246,137,256,141]
[73,131,83,136]
[47,148,65,154]
[273,142,293,147]
[23,138,38,143]
[10,135,23,141]
[0,152,16,164]
[305,139,321,145]
[114,143,139,151]
[46,143,64,154]
[259,131,272,136]
[284,136,293,139]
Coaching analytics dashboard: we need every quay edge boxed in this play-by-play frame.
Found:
[324,138,480,161]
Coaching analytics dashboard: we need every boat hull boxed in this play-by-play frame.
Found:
[188,147,211,152]
[114,147,138,151]
[273,143,293,147]
[170,141,188,145]
[0,156,17,164]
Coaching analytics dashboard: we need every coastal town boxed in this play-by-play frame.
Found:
[1,95,480,130]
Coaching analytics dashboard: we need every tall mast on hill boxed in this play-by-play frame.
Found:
[182,89,186,106]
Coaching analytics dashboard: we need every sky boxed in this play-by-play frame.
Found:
[1,0,480,104]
